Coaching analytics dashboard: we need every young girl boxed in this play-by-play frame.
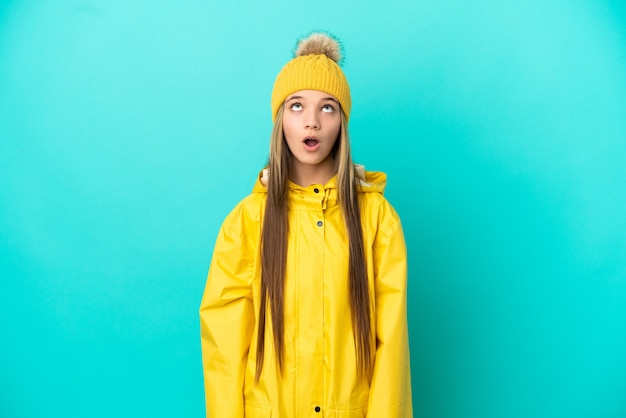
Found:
[200,32,412,418]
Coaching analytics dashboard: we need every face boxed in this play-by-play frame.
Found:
[282,89,341,181]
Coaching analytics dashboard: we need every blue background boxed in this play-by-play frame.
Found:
[1,0,625,417]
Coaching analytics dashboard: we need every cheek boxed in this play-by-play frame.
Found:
[281,117,299,152]
[329,117,341,139]
[281,117,294,140]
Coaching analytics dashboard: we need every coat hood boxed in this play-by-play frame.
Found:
[252,164,387,194]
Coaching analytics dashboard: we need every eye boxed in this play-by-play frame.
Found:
[322,104,335,113]
[290,102,303,111]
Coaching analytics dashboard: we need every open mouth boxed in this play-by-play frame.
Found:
[304,138,319,147]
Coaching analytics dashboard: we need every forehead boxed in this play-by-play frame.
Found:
[286,89,338,102]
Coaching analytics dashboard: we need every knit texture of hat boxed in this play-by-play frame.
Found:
[271,32,351,122]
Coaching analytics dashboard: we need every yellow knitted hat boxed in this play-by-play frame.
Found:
[271,32,351,122]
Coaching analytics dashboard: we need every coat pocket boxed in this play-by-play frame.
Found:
[328,405,368,418]
[244,403,272,418]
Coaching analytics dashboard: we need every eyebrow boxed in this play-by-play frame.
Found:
[286,95,339,104]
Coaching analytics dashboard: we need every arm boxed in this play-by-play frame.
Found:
[199,204,256,418]
[367,217,413,418]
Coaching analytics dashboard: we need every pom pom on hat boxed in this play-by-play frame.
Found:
[294,32,343,64]
[271,31,351,122]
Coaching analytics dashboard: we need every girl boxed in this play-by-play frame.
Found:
[200,32,412,418]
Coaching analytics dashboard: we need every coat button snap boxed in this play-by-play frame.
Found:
[316,221,323,227]
[315,406,321,412]
[314,188,319,193]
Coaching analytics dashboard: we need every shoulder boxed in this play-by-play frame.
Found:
[360,191,401,234]
[221,192,266,231]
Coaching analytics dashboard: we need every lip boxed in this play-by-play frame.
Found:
[302,136,320,151]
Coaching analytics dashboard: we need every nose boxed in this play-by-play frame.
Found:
[304,109,320,130]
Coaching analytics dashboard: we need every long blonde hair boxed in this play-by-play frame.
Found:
[255,105,372,381]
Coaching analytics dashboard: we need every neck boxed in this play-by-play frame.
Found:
[290,160,335,187]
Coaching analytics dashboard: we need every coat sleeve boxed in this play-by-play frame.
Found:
[199,203,257,418]
[367,216,413,418]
